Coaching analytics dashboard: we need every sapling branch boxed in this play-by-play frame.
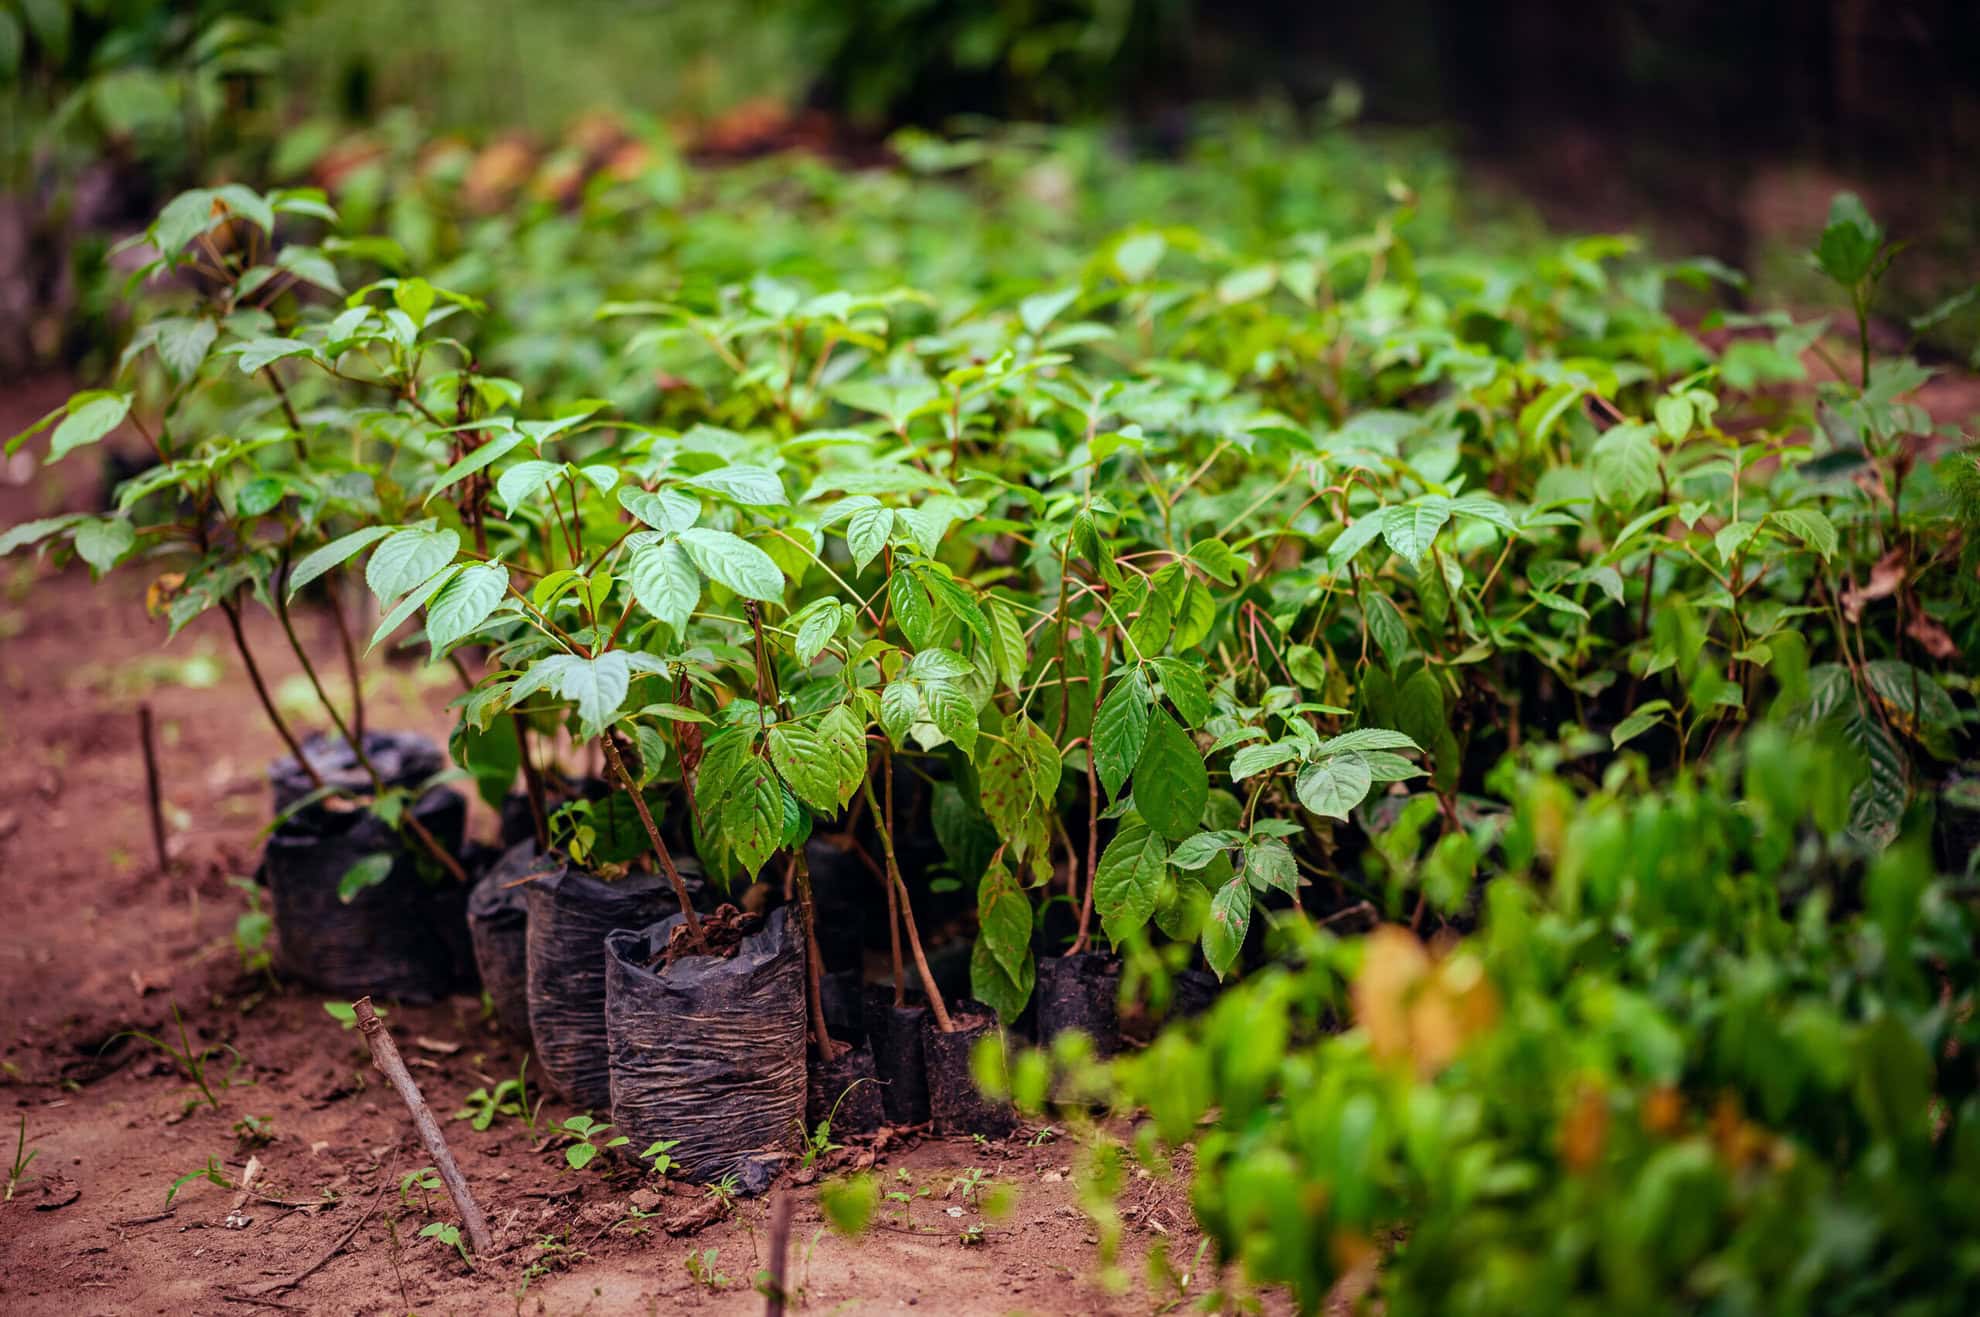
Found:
[599,733,706,951]
[862,760,953,1032]
[790,849,839,1059]
[220,597,324,792]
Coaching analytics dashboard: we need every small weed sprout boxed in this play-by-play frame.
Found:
[684,1246,730,1289]
[419,1221,471,1265]
[560,1114,628,1170]
[400,1166,443,1211]
[165,1155,231,1205]
[113,1002,241,1112]
[6,1116,38,1201]
[638,1137,682,1177]
[232,1113,275,1149]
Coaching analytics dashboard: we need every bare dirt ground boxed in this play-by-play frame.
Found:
[0,376,1217,1316]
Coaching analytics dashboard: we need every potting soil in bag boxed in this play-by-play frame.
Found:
[604,907,806,1193]
[524,858,694,1107]
[923,1002,1018,1138]
[1036,951,1122,1055]
[469,841,547,1043]
[261,731,466,1001]
[862,983,930,1125]
[807,1041,886,1136]
[269,730,447,811]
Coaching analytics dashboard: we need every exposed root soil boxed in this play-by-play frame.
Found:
[0,381,1231,1315]
[657,904,762,968]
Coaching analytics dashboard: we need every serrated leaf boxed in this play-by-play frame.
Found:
[1135,711,1207,841]
[1329,512,1388,570]
[1093,672,1153,799]
[795,604,842,665]
[976,862,1032,983]
[917,568,991,648]
[1294,753,1374,820]
[1149,656,1209,727]
[1202,878,1251,978]
[678,527,783,601]
[368,566,457,651]
[1381,498,1452,565]
[1243,838,1297,896]
[619,487,700,533]
[1170,830,1241,870]
[497,460,561,514]
[888,571,937,648]
[987,599,1027,696]
[627,540,699,634]
[970,935,1034,1025]
[558,650,634,738]
[1093,815,1167,941]
[687,465,787,507]
[768,705,867,813]
[1769,507,1838,560]
[846,505,893,571]
[1316,727,1421,756]
[1591,423,1661,508]
[1187,538,1247,585]
[48,394,132,463]
[1229,740,1299,782]
[424,563,508,654]
[723,755,782,877]
[367,527,459,602]
[426,430,528,504]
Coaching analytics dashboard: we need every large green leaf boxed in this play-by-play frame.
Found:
[47,393,132,464]
[768,705,868,813]
[678,527,783,601]
[618,487,701,533]
[846,505,894,571]
[1294,753,1375,820]
[687,465,787,507]
[722,755,783,878]
[366,526,459,602]
[1380,498,1452,565]
[424,563,509,654]
[1093,671,1153,799]
[1135,711,1208,841]
[1093,814,1168,942]
[627,540,700,634]
[976,862,1033,983]
[1202,877,1252,978]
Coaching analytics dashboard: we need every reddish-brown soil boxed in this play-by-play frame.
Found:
[0,376,1221,1315]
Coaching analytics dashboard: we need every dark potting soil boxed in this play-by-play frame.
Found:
[524,858,701,1107]
[808,1041,886,1136]
[648,902,760,969]
[260,731,468,1002]
[605,907,806,1193]
[1171,967,1222,1018]
[1035,952,1122,1055]
[467,841,548,1044]
[923,1006,1017,1138]
[863,983,930,1126]
[819,968,865,1046]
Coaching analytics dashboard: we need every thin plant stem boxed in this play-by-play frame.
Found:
[862,759,953,1032]
[600,735,706,950]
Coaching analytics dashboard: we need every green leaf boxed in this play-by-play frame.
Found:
[768,707,868,813]
[678,527,783,601]
[1187,538,1247,585]
[337,854,394,903]
[970,935,1034,1025]
[1127,586,1173,657]
[73,518,135,573]
[0,515,85,558]
[627,540,700,634]
[1769,507,1838,560]
[976,862,1033,982]
[1316,727,1420,756]
[687,465,787,507]
[426,430,528,505]
[1093,672,1153,799]
[1611,700,1671,749]
[1229,740,1299,782]
[1149,657,1209,727]
[367,527,460,602]
[987,599,1028,696]
[1170,830,1240,870]
[1135,711,1208,841]
[916,568,992,649]
[1815,192,1883,287]
[795,604,842,665]
[47,393,132,464]
[1243,838,1297,896]
[1294,754,1374,820]
[559,651,635,738]
[288,527,394,598]
[846,505,894,572]
[368,567,457,651]
[424,563,509,654]
[889,571,937,648]
[1591,423,1661,508]
[1328,513,1388,570]
[722,755,782,877]
[1202,878,1251,978]
[497,460,561,514]
[1653,394,1693,441]
[619,487,701,533]
[1093,815,1168,941]
[1380,498,1452,565]
[231,338,318,375]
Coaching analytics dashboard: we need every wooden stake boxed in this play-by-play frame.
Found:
[138,703,169,873]
[351,998,493,1258]
[762,1191,794,1317]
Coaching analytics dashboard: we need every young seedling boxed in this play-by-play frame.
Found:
[683,1246,731,1290]
[560,1115,628,1171]
[5,1116,38,1202]
[112,1002,241,1113]
[400,1165,443,1212]
[420,1221,471,1266]
[232,1114,275,1149]
[165,1156,232,1205]
[638,1137,682,1178]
